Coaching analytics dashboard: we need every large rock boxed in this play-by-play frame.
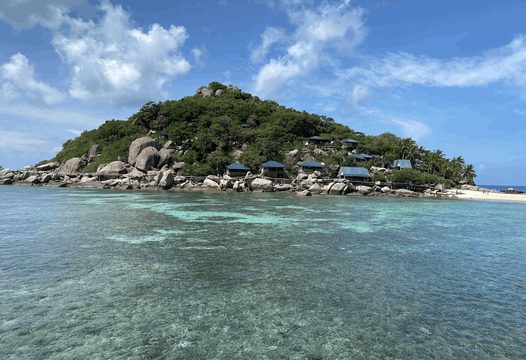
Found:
[296,190,312,196]
[219,178,233,189]
[88,144,101,158]
[41,173,53,183]
[159,171,174,189]
[328,182,346,195]
[128,137,159,165]
[135,147,159,171]
[203,178,221,190]
[25,175,40,184]
[249,178,273,191]
[128,168,146,179]
[96,161,127,179]
[172,162,185,172]
[274,183,293,192]
[58,158,86,175]
[158,148,175,167]
[308,183,323,194]
[355,185,372,195]
[395,189,417,197]
[0,178,13,185]
[163,140,174,149]
[36,162,59,171]
[0,168,11,177]
[381,186,392,193]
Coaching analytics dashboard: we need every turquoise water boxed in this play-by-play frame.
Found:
[1,186,525,359]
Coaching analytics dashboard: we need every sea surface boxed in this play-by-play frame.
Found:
[480,184,526,192]
[1,186,525,359]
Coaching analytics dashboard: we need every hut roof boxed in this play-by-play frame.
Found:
[262,160,285,169]
[299,160,324,168]
[338,166,371,178]
[226,162,249,171]
[342,138,359,144]
[392,159,412,169]
[308,136,330,142]
[349,153,374,160]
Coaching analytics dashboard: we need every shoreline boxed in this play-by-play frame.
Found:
[2,166,525,203]
[3,176,526,203]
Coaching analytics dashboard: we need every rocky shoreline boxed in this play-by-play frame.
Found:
[0,165,458,199]
[0,135,458,199]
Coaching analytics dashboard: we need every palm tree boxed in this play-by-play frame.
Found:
[463,164,476,185]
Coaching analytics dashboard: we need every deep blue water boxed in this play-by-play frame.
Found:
[1,186,525,359]
[481,184,526,192]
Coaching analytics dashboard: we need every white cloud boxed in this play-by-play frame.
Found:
[252,0,365,98]
[389,118,431,141]
[0,0,82,28]
[0,53,64,105]
[50,1,191,105]
[344,35,526,89]
[250,27,286,63]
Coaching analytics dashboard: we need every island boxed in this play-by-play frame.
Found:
[0,82,523,201]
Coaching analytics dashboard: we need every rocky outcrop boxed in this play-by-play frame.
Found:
[159,171,174,189]
[274,183,293,192]
[296,190,312,196]
[88,144,101,158]
[328,182,346,195]
[128,137,159,165]
[135,147,159,171]
[24,175,40,184]
[249,178,273,191]
[395,189,417,197]
[36,162,59,171]
[97,161,127,179]
[158,148,174,167]
[203,178,221,190]
[355,185,372,195]
[308,183,323,194]
[58,158,86,175]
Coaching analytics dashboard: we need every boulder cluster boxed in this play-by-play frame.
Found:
[0,136,453,199]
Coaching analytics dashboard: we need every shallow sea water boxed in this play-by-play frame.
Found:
[1,186,525,359]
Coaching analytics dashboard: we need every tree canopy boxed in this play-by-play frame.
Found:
[52,82,475,185]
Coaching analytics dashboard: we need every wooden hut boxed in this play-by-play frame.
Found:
[226,162,250,177]
[307,136,330,146]
[298,160,324,174]
[342,138,359,149]
[261,160,286,178]
[338,167,372,183]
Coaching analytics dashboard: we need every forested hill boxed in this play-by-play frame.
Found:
[52,82,475,186]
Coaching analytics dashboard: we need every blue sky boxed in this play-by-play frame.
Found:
[1,0,525,185]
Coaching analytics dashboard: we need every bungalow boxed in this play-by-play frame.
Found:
[349,153,374,161]
[226,162,250,177]
[261,160,287,178]
[342,138,359,149]
[392,159,412,169]
[338,167,372,183]
[307,136,331,146]
[298,160,324,173]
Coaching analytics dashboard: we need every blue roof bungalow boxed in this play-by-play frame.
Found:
[261,160,287,178]
[226,162,250,177]
[298,160,324,173]
[338,167,372,183]
[342,137,359,149]
[349,153,374,161]
[392,159,412,169]
[307,136,331,146]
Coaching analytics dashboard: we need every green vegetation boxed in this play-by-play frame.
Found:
[52,82,476,185]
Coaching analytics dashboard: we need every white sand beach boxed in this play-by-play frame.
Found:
[449,189,526,203]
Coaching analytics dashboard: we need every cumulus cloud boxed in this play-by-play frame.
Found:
[344,35,526,89]
[252,0,365,98]
[0,53,64,105]
[51,1,190,105]
[0,0,82,28]
[191,47,207,69]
